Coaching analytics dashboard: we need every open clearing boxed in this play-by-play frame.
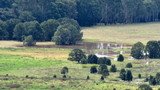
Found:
[82,22,160,45]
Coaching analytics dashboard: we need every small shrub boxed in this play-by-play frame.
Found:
[23,35,36,46]
[53,75,57,78]
[90,66,97,74]
[110,65,117,72]
[5,74,9,77]
[138,74,141,79]
[25,75,29,78]
[117,54,124,62]
[100,76,104,81]
[61,67,69,75]
[86,76,90,80]
[126,63,133,68]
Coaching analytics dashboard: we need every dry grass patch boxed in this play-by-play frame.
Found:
[82,22,160,45]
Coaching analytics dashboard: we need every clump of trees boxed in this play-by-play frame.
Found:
[68,49,112,65]
[98,64,109,77]
[1,0,160,43]
[147,72,160,85]
[131,41,160,59]
[119,69,133,81]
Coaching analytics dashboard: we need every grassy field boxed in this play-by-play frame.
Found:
[82,22,160,45]
[1,23,160,89]
[0,47,160,90]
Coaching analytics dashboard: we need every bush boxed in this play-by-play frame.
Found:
[146,41,160,59]
[155,72,160,85]
[126,63,133,68]
[86,76,90,80]
[117,54,124,62]
[87,54,98,64]
[81,58,88,64]
[98,64,109,77]
[119,69,126,80]
[138,84,152,90]
[61,67,69,75]
[98,57,111,65]
[125,70,133,81]
[138,74,141,79]
[53,75,57,78]
[100,76,104,81]
[90,66,98,73]
[110,65,117,72]
[131,42,145,59]
[23,35,36,46]
[68,49,86,63]
[102,69,109,77]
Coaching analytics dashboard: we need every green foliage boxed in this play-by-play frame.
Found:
[155,72,160,85]
[53,21,82,45]
[110,65,117,72]
[68,49,86,63]
[90,66,97,74]
[100,76,104,81]
[131,42,145,59]
[81,58,88,64]
[86,76,90,80]
[98,57,111,65]
[87,54,98,64]
[13,21,44,41]
[98,64,109,77]
[41,19,59,41]
[119,69,126,81]
[146,41,160,59]
[61,67,69,75]
[138,84,152,90]
[0,20,8,40]
[19,11,35,22]
[138,74,142,79]
[23,35,36,46]
[125,70,133,81]
[126,63,133,68]
[117,54,124,62]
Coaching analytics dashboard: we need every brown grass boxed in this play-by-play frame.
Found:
[82,22,160,45]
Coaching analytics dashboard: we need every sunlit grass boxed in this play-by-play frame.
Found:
[82,22,160,45]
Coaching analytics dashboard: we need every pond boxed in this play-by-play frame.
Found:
[34,42,132,58]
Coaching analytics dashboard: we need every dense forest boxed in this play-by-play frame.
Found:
[0,0,160,44]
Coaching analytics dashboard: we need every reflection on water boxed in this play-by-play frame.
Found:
[82,42,123,57]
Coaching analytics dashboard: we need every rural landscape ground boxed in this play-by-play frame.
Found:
[1,23,160,90]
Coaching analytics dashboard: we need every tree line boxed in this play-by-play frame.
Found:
[0,0,160,44]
